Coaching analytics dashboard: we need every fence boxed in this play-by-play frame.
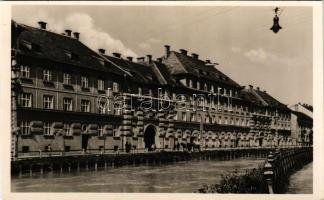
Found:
[263,147,313,193]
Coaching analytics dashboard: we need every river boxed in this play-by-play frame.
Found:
[287,162,313,194]
[12,158,265,193]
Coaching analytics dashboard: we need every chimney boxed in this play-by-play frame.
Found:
[112,52,121,58]
[126,56,133,62]
[137,57,145,63]
[179,49,188,56]
[98,49,105,54]
[164,45,170,58]
[263,90,267,93]
[38,21,47,30]
[256,87,260,91]
[249,85,253,90]
[206,60,211,64]
[73,32,80,40]
[192,53,199,60]
[65,29,72,37]
[157,58,162,63]
[146,55,152,63]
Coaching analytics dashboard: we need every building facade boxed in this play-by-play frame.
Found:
[11,20,311,159]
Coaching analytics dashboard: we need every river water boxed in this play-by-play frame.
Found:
[12,158,265,193]
[287,162,313,194]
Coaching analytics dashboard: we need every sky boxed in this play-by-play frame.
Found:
[12,5,313,106]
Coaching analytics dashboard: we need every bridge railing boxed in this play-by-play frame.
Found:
[263,147,313,193]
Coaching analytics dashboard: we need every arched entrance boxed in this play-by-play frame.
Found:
[144,124,156,151]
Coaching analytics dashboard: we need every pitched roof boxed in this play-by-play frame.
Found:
[102,55,163,85]
[300,103,313,112]
[163,51,240,87]
[292,111,313,122]
[241,87,288,110]
[152,61,178,86]
[254,90,288,109]
[12,21,125,76]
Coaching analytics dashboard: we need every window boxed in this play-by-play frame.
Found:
[63,98,73,111]
[20,65,30,78]
[43,95,54,109]
[98,101,106,114]
[43,69,52,81]
[112,82,119,92]
[229,90,232,97]
[204,83,208,91]
[81,76,89,88]
[224,117,228,125]
[63,123,72,136]
[65,50,79,60]
[98,79,104,91]
[22,146,30,153]
[43,122,52,135]
[211,85,214,93]
[20,93,32,107]
[190,113,195,122]
[63,73,72,85]
[197,81,200,90]
[20,121,30,135]
[138,88,142,95]
[241,119,245,126]
[189,79,193,88]
[81,100,90,112]
[182,112,187,121]
[98,125,104,137]
[113,125,119,137]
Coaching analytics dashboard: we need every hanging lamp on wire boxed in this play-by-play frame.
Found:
[270,7,283,34]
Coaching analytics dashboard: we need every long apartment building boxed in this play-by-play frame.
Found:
[11,20,301,158]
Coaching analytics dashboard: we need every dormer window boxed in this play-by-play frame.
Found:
[96,57,105,66]
[211,85,214,93]
[204,83,208,91]
[98,79,105,91]
[112,82,119,93]
[63,73,72,85]
[20,40,41,52]
[81,76,89,89]
[189,79,193,88]
[43,69,52,82]
[21,40,32,50]
[65,50,79,60]
[20,65,30,78]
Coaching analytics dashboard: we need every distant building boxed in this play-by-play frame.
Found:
[290,103,313,146]
[11,20,311,159]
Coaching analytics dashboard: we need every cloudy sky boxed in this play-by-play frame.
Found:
[12,5,313,106]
